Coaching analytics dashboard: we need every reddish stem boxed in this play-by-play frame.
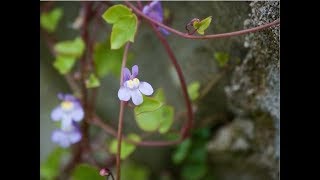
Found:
[116,42,131,180]
[125,1,280,40]
[148,23,193,138]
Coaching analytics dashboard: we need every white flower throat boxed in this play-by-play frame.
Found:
[126,78,140,89]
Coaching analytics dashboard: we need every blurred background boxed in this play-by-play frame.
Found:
[40,1,279,180]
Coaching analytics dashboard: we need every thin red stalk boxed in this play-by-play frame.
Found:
[149,23,194,138]
[116,102,125,180]
[91,115,118,136]
[116,42,130,180]
[125,1,280,40]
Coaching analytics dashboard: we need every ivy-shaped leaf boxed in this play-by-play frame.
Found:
[40,147,68,180]
[102,5,138,49]
[193,16,212,35]
[187,81,200,101]
[109,134,141,160]
[53,55,76,75]
[172,139,191,164]
[153,88,165,102]
[214,52,230,67]
[134,89,174,133]
[85,73,100,88]
[40,8,63,33]
[134,97,163,132]
[110,15,137,49]
[102,4,132,24]
[71,164,104,180]
[54,37,85,58]
[134,96,163,115]
[158,105,174,134]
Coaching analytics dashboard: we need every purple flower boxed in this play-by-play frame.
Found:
[143,0,170,36]
[118,65,154,105]
[50,94,84,131]
[51,122,81,148]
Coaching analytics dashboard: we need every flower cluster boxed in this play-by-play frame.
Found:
[50,93,84,147]
[118,65,154,105]
[143,0,170,36]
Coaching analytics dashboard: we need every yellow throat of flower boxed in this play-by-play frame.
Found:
[127,78,140,89]
[61,101,74,111]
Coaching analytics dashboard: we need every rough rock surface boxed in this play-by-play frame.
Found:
[207,1,279,179]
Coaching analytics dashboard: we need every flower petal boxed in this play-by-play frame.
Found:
[130,89,143,105]
[151,1,163,18]
[160,27,170,36]
[132,65,139,78]
[61,117,73,131]
[122,68,131,83]
[64,94,77,101]
[52,130,70,147]
[71,105,84,122]
[139,82,154,95]
[51,107,63,121]
[68,130,81,143]
[118,86,131,101]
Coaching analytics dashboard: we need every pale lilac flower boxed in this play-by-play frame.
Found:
[143,0,170,36]
[51,93,84,131]
[118,65,154,105]
[51,122,81,148]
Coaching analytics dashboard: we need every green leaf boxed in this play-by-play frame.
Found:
[134,92,174,133]
[71,164,104,180]
[40,147,68,180]
[85,73,100,88]
[182,163,207,180]
[153,88,165,102]
[187,81,200,101]
[214,52,230,67]
[121,161,150,180]
[164,132,180,140]
[109,134,141,160]
[53,55,76,74]
[134,106,163,132]
[134,97,163,132]
[193,16,212,35]
[189,147,207,163]
[158,105,174,134]
[54,37,85,58]
[172,139,191,164]
[111,15,137,49]
[40,8,63,33]
[93,41,124,78]
[134,97,163,115]
[102,4,132,24]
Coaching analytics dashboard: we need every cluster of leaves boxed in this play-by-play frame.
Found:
[41,3,215,179]
[40,147,69,180]
[172,128,215,180]
[108,89,175,159]
[102,4,138,49]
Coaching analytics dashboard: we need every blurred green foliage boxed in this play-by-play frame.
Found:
[40,8,63,33]
[172,128,213,180]
[40,147,69,180]
[214,52,230,67]
[71,164,104,180]
[134,89,174,133]
[109,133,141,160]
[187,81,201,101]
